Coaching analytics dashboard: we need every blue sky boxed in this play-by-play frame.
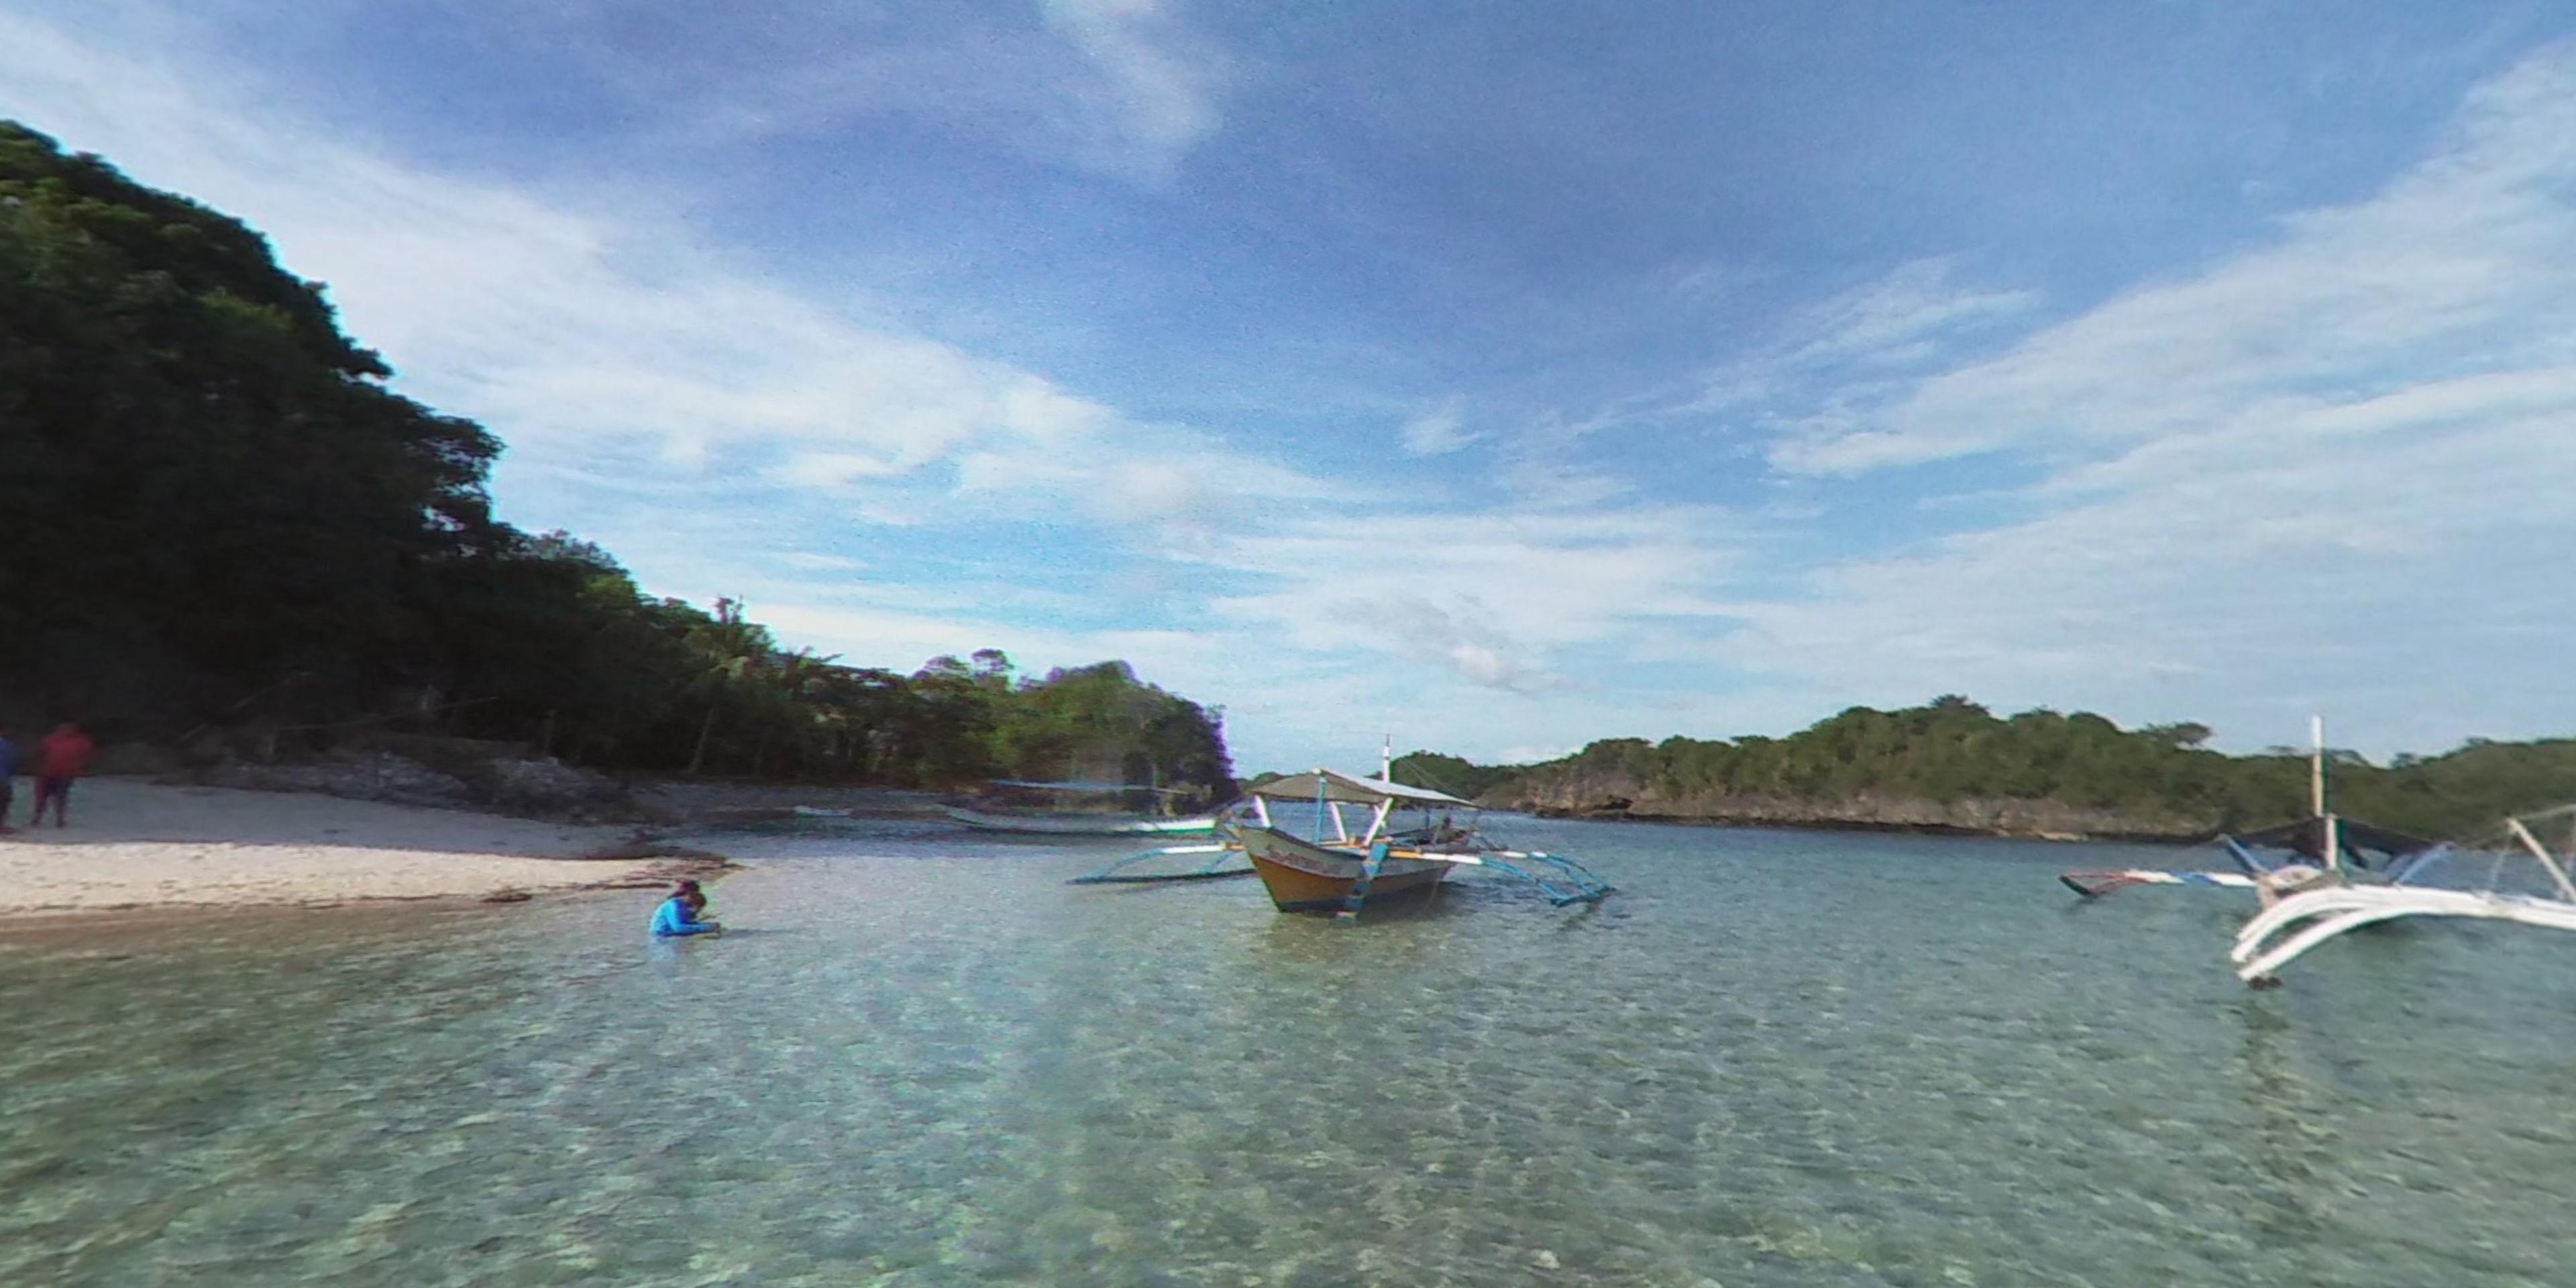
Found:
[9,1,2576,770]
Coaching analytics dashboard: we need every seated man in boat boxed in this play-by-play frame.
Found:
[650,879,722,936]
[2254,862,2328,910]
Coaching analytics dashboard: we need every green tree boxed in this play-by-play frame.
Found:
[0,120,1247,792]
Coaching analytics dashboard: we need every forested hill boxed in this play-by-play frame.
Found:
[0,122,1231,796]
[1392,698,2576,842]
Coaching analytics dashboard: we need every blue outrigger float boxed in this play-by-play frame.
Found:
[1072,767,1613,918]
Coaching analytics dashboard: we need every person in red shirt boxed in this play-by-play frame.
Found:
[30,722,95,828]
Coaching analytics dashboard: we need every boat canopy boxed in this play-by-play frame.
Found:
[1248,769,1473,809]
[2231,815,2436,869]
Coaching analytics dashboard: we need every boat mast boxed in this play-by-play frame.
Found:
[1382,735,1393,782]
[2312,714,2341,873]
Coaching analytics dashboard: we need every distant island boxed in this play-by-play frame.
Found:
[1376,697,2576,843]
[0,121,1230,801]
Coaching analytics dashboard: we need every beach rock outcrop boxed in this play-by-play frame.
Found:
[199,749,476,810]
[181,733,643,824]
[1489,767,2216,841]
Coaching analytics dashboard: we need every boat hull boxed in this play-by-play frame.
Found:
[947,807,1220,837]
[1235,826,1448,913]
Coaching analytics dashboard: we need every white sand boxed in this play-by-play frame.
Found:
[0,777,701,916]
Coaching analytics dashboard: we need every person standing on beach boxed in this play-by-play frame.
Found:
[0,726,17,830]
[29,722,95,828]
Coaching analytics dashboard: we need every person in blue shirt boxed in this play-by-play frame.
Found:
[650,879,722,936]
[0,726,16,830]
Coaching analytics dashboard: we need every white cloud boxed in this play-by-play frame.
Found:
[1778,256,2040,370]
[1197,504,1743,692]
[1400,403,1478,456]
[775,551,867,574]
[1037,0,1228,178]
[1772,46,2576,476]
[1680,256,2041,421]
[1727,40,2576,755]
[532,0,1230,183]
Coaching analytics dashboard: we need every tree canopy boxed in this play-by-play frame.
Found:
[0,121,1231,796]
[1436,698,2576,841]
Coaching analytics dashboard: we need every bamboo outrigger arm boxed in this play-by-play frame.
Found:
[1067,842,1257,885]
[2231,883,2576,983]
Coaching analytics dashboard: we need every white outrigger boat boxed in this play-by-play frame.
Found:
[945,778,1226,837]
[1072,763,1613,918]
[2061,716,2436,902]
[2233,806,2576,985]
[945,806,1222,837]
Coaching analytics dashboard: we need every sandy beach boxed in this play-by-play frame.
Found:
[0,776,719,919]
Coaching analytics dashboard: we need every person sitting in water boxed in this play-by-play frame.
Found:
[650,879,722,936]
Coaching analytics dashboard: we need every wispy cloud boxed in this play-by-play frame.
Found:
[1778,257,2041,371]
[1199,504,1743,692]
[1485,255,2038,498]
[1772,46,2576,477]
[1725,40,2576,753]
[1399,402,1478,456]
[1683,256,2041,422]
[1038,0,1229,179]
[533,0,1231,183]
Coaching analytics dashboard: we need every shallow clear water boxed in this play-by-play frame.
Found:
[5,816,2576,1287]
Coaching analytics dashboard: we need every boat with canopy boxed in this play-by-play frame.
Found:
[2060,716,2438,900]
[2232,804,2576,984]
[1072,763,1613,918]
[946,778,1226,837]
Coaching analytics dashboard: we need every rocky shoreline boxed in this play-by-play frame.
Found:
[1491,774,2219,844]
[114,730,947,830]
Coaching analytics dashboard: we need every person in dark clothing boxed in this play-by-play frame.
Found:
[0,726,18,830]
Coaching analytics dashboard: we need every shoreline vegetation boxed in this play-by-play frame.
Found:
[1382,696,2576,845]
[0,123,1232,822]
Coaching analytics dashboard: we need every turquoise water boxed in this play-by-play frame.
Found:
[5,816,2576,1287]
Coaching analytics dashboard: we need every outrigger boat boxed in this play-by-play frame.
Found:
[2060,716,2436,900]
[1073,766,1613,918]
[2233,805,2576,985]
[2059,814,2439,899]
[946,807,1222,837]
[945,778,1226,837]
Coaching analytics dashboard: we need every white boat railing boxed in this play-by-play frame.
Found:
[2230,802,2576,985]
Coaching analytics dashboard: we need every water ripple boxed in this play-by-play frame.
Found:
[3,819,2573,1285]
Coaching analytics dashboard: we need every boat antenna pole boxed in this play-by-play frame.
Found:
[2313,714,2341,873]
[1382,735,1393,782]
